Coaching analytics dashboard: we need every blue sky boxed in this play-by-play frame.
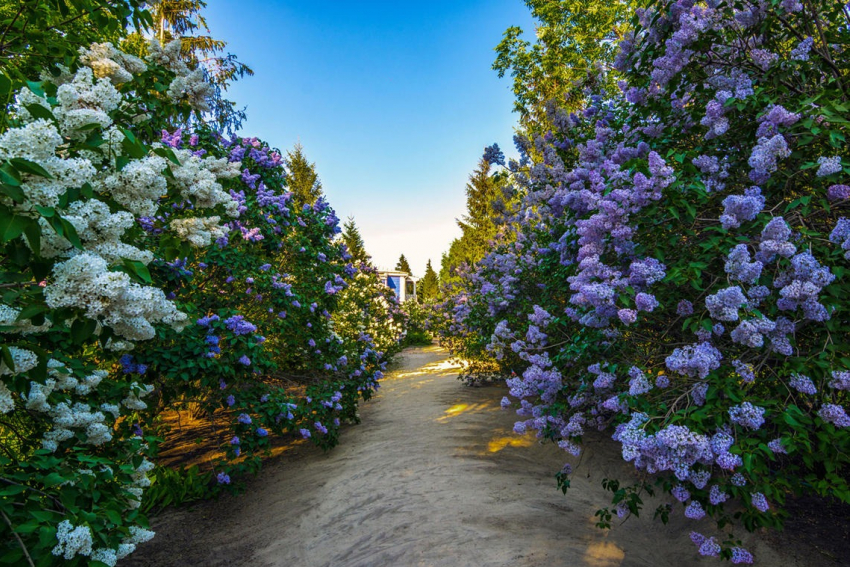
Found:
[203,1,535,276]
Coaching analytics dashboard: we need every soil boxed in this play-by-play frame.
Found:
[127,345,839,567]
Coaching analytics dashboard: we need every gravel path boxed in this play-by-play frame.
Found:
[128,345,814,567]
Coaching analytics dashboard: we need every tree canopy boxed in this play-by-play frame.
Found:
[342,216,370,265]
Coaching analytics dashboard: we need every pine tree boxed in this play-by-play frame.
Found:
[395,254,412,275]
[420,260,439,302]
[342,216,370,265]
[440,157,505,288]
[286,143,324,208]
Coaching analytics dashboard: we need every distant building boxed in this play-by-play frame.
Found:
[378,270,418,302]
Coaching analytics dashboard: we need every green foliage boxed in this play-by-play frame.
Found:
[285,143,324,208]
[493,0,635,130]
[341,216,370,266]
[395,254,412,274]
[0,0,151,80]
[440,157,506,290]
[419,260,439,303]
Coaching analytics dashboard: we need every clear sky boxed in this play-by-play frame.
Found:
[203,1,535,276]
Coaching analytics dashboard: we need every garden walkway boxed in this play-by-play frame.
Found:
[128,345,819,567]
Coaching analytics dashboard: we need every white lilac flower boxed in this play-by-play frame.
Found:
[52,520,93,560]
[817,156,842,177]
[79,42,147,84]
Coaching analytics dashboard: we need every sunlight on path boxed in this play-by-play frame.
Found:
[128,345,807,567]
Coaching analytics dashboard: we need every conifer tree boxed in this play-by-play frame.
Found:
[395,254,412,275]
[440,157,504,287]
[420,260,439,302]
[286,143,324,208]
[342,216,370,265]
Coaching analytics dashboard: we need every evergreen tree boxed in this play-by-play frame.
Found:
[342,216,370,265]
[395,254,412,275]
[286,143,324,208]
[440,157,505,288]
[420,260,439,302]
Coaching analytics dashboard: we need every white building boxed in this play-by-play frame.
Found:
[378,270,418,302]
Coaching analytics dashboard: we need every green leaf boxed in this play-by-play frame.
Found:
[16,304,47,321]
[153,146,182,165]
[0,183,25,203]
[0,213,30,242]
[23,103,55,123]
[120,258,152,284]
[10,158,53,179]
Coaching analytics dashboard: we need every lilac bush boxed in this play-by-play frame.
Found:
[441,0,850,561]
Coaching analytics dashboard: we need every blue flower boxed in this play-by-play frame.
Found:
[256,428,268,437]
[216,472,230,485]
[237,413,252,425]
[238,355,251,366]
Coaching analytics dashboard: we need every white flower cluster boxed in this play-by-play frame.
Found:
[122,381,155,411]
[100,154,169,216]
[170,216,229,247]
[171,149,241,212]
[52,520,93,560]
[0,119,96,210]
[91,525,157,564]
[0,346,38,377]
[79,42,147,84]
[0,304,52,334]
[147,39,189,74]
[167,68,213,112]
[45,253,188,341]
[43,401,112,451]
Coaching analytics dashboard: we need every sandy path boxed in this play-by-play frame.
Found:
[128,345,817,567]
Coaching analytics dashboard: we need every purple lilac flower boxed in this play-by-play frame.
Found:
[635,293,658,312]
[709,485,728,505]
[829,371,850,390]
[655,374,670,388]
[698,537,721,557]
[760,217,796,259]
[725,244,762,284]
[256,428,268,437]
[216,472,230,485]
[666,342,722,378]
[830,218,850,259]
[672,485,690,502]
[231,436,240,445]
[224,315,257,336]
[767,438,786,454]
[684,500,706,520]
[237,414,252,425]
[751,492,769,513]
[315,422,328,434]
[618,309,637,325]
[817,156,842,177]
[731,473,747,487]
[483,143,505,166]
[732,360,755,383]
[226,395,235,407]
[300,428,311,439]
[748,135,790,183]
[789,373,816,395]
[819,404,850,427]
[720,187,765,229]
[676,300,693,316]
[729,402,766,430]
[705,286,746,321]
[731,548,754,564]
[828,185,850,202]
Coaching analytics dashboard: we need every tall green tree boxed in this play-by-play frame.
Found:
[493,0,634,130]
[395,254,412,274]
[419,260,439,302]
[440,157,505,288]
[342,216,370,265]
[286,143,324,208]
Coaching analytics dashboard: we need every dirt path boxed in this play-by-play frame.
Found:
[128,345,820,567]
